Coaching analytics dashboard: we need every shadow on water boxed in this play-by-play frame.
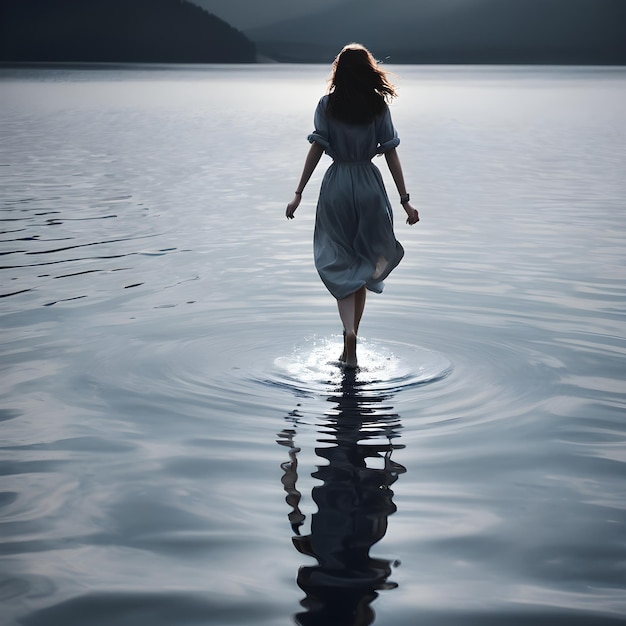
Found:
[277,368,406,626]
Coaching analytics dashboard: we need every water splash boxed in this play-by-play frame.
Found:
[269,335,452,395]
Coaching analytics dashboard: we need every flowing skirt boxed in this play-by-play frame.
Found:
[314,161,404,300]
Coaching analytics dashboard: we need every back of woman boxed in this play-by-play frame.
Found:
[285,43,419,369]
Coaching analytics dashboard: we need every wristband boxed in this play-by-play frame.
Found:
[400,193,410,204]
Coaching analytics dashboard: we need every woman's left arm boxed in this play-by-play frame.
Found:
[286,142,325,219]
[384,147,419,225]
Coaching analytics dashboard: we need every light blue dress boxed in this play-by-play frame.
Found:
[308,95,405,300]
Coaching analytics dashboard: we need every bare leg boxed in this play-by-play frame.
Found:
[338,285,367,364]
[339,285,366,361]
[337,289,365,369]
[354,285,367,335]
[339,333,346,363]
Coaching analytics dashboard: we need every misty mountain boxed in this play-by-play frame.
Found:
[247,0,626,64]
[0,0,256,63]
[188,0,346,31]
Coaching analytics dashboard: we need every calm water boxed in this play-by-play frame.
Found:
[1,64,625,626]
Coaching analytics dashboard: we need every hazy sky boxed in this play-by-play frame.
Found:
[190,0,348,30]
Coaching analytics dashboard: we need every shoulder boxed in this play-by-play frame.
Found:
[317,95,330,111]
[375,101,394,123]
[313,95,330,124]
[378,100,391,116]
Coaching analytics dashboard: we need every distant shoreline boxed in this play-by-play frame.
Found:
[1,61,625,69]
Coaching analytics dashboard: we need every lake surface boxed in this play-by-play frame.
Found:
[1,64,625,626]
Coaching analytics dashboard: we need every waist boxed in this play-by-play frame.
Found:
[332,159,372,165]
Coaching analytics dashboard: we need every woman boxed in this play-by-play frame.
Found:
[286,43,419,369]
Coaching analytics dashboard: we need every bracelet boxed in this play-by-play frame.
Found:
[294,191,302,196]
[400,193,410,204]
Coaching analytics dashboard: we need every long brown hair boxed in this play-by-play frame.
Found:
[327,43,397,125]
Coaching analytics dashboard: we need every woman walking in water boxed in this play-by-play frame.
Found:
[286,43,419,369]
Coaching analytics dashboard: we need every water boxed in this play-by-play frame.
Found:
[1,64,625,625]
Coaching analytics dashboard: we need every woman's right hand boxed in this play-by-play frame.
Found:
[404,202,419,225]
[286,194,301,219]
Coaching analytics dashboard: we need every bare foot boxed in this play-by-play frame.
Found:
[343,332,357,369]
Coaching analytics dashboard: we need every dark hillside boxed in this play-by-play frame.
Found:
[247,0,626,64]
[0,0,256,63]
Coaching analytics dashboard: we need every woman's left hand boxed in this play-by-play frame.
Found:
[404,202,420,225]
[286,194,301,219]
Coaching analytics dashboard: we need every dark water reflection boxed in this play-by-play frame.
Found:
[278,370,406,626]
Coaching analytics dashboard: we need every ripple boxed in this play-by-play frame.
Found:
[77,328,451,436]
[256,335,452,396]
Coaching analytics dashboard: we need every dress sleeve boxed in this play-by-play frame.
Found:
[307,97,331,150]
[375,104,400,154]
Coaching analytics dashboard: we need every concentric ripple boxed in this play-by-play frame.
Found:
[255,335,452,396]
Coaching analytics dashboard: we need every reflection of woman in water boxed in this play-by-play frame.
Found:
[277,371,406,626]
[286,43,419,369]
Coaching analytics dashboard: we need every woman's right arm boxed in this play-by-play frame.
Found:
[384,148,419,225]
[286,142,325,219]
